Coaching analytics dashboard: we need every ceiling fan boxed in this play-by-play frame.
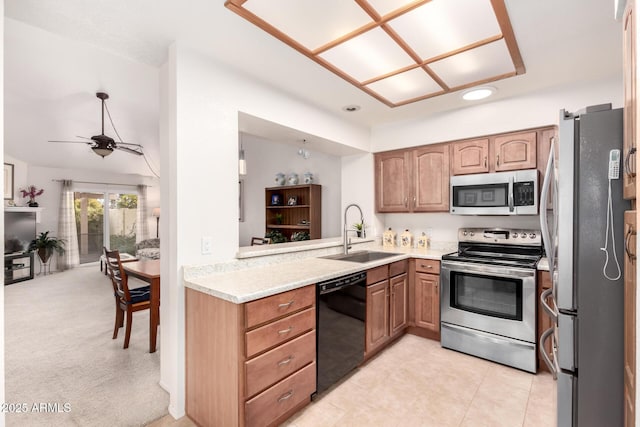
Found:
[49,92,144,158]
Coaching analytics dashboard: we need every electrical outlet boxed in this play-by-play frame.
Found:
[201,236,213,255]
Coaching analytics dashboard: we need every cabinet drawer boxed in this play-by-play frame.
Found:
[245,361,316,427]
[246,307,315,358]
[389,260,407,277]
[415,259,440,274]
[245,330,316,398]
[367,265,388,285]
[245,285,315,329]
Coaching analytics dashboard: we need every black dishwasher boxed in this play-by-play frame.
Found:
[315,271,366,396]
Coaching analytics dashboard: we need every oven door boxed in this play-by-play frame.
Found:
[441,260,536,343]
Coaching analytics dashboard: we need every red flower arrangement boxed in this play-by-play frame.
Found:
[20,185,44,207]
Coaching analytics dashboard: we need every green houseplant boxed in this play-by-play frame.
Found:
[353,222,364,238]
[29,231,65,264]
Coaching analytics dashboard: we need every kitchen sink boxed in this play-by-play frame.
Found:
[321,250,401,263]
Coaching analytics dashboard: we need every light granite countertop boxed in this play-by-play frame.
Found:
[184,244,454,304]
[537,257,549,271]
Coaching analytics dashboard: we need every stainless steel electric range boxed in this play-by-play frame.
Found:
[440,228,542,373]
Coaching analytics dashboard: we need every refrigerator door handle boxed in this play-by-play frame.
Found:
[539,326,558,379]
[539,137,556,274]
[540,288,558,322]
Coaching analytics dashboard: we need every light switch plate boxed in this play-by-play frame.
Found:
[201,236,212,255]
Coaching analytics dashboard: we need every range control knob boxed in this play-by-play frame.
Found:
[469,232,475,237]
[463,231,468,236]
[512,232,518,238]
[529,233,536,239]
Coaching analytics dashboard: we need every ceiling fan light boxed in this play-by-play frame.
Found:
[92,146,114,158]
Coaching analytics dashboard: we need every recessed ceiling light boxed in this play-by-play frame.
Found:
[462,86,497,101]
[343,105,361,112]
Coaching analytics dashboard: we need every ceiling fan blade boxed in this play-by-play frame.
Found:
[49,140,92,144]
[76,136,92,140]
[116,145,144,156]
[115,141,143,148]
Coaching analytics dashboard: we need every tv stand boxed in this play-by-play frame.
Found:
[4,252,34,285]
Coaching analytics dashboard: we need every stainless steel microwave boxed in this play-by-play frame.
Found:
[450,169,538,215]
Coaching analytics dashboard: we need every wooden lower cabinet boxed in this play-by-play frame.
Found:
[365,261,408,356]
[537,270,553,372]
[390,273,408,337]
[414,272,440,332]
[366,279,390,354]
[185,285,316,427]
[624,210,637,427]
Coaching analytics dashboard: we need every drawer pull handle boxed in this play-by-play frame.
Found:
[421,264,432,269]
[278,390,294,402]
[277,356,294,366]
[278,300,294,309]
[278,326,293,335]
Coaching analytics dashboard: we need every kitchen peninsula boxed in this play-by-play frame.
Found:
[183,238,453,426]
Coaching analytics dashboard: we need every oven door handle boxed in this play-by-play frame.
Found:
[441,261,536,278]
[539,326,558,379]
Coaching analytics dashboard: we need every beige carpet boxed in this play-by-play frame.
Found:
[4,264,169,426]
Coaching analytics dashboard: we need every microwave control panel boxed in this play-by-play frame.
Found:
[513,181,535,206]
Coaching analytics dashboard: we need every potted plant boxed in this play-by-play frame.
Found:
[353,222,364,238]
[20,185,44,207]
[274,213,284,225]
[29,231,65,264]
[265,230,287,244]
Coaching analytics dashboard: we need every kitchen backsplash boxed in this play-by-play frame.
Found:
[382,212,541,243]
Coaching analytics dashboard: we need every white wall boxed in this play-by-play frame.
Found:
[238,134,342,246]
[159,44,370,417]
[371,77,623,151]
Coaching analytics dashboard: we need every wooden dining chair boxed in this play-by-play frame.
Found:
[250,237,270,246]
[103,247,151,349]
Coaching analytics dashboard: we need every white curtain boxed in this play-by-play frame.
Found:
[57,180,80,270]
[136,184,149,243]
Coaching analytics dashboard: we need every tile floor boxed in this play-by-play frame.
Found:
[148,334,556,427]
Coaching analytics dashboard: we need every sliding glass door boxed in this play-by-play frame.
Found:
[74,191,138,264]
[107,193,138,256]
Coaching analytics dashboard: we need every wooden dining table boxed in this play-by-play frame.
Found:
[123,259,161,353]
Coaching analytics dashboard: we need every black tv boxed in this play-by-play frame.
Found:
[5,212,36,254]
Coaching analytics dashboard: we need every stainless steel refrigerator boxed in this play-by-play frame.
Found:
[539,104,629,426]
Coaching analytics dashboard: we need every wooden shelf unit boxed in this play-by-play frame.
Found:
[265,184,321,241]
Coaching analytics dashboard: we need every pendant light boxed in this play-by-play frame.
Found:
[239,134,247,176]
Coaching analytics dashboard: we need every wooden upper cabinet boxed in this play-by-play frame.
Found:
[451,138,489,175]
[375,151,411,212]
[624,0,637,201]
[413,144,450,212]
[492,131,537,172]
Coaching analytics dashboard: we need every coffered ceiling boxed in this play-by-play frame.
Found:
[226,0,524,107]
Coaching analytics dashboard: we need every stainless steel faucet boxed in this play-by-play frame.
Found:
[343,203,365,254]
